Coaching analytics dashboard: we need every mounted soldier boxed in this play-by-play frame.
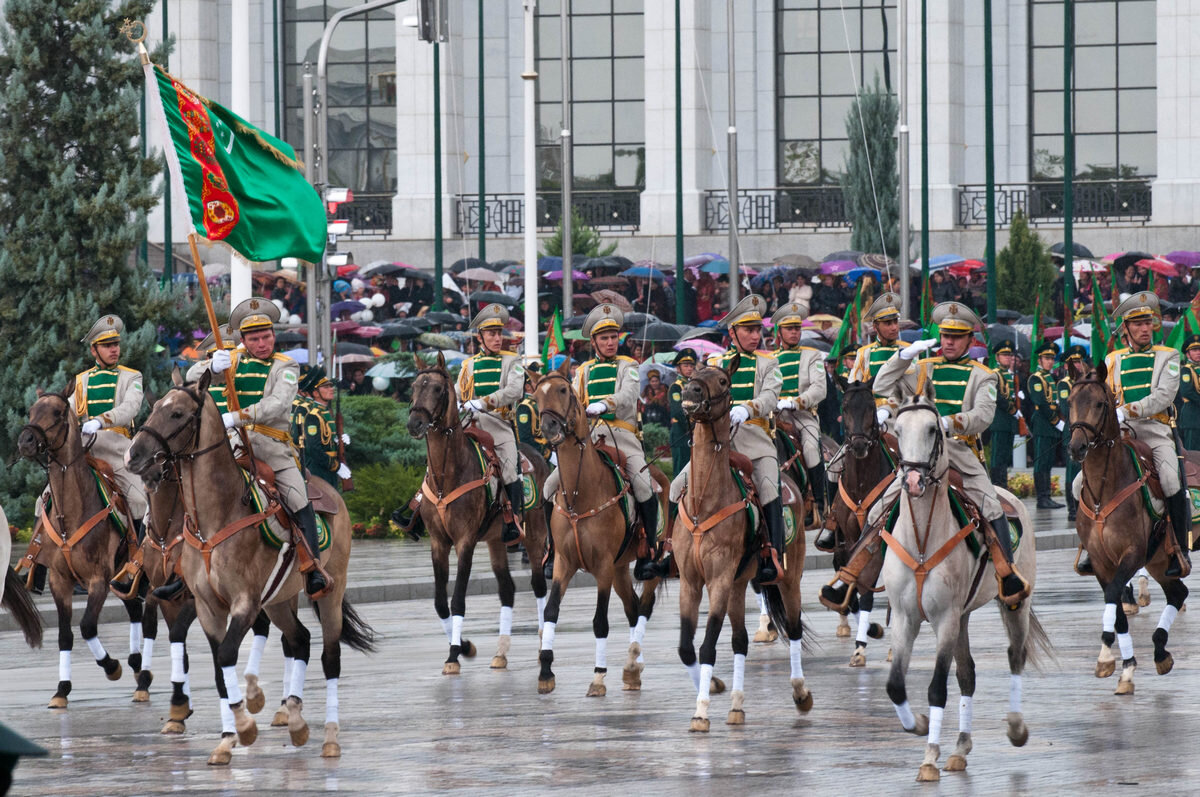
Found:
[848,292,909,407]
[293,366,351,491]
[515,368,552,463]
[821,301,1030,608]
[1057,344,1087,521]
[1028,340,1064,509]
[457,303,527,545]
[669,348,698,474]
[669,294,786,585]
[770,301,827,522]
[1177,334,1200,450]
[988,339,1021,489]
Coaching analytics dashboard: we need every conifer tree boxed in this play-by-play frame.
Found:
[541,207,617,258]
[996,209,1056,315]
[842,77,900,257]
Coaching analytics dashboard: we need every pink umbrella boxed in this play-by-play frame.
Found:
[820,260,858,275]
[1136,257,1180,277]
[675,338,724,357]
[544,270,590,281]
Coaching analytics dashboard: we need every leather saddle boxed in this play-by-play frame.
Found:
[1124,436,1200,502]
[465,423,534,477]
[85,455,131,519]
[945,468,1021,521]
[235,454,340,516]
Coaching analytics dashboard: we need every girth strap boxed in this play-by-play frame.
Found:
[1078,473,1149,561]
[183,501,283,575]
[42,505,114,586]
[677,493,750,583]
[421,472,494,531]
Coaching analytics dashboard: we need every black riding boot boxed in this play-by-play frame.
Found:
[753,499,786,586]
[1036,472,1064,509]
[110,519,146,593]
[1165,490,1192,578]
[990,514,1027,604]
[634,498,661,581]
[295,503,328,597]
[990,466,1007,489]
[152,573,186,601]
[30,564,47,595]
[807,463,828,518]
[391,492,425,542]
[542,500,556,580]
[502,481,524,545]
[1065,479,1078,522]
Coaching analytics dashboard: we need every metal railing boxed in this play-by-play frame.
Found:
[957,179,1153,228]
[455,189,641,236]
[703,186,851,232]
[343,193,394,237]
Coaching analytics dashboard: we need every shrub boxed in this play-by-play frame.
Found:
[339,395,427,468]
[343,461,426,530]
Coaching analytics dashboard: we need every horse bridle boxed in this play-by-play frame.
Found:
[894,401,946,493]
[20,392,90,470]
[136,385,225,465]
[536,372,589,449]
[1068,376,1117,456]
[682,366,734,448]
[842,384,881,456]
[409,366,456,436]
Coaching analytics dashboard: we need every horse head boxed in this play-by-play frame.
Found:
[841,377,880,458]
[126,368,213,476]
[532,357,582,446]
[893,391,946,498]
[407,351,459,439]
[1067,359,1116,462]
[18,380,78,463]
[680,354,735,423]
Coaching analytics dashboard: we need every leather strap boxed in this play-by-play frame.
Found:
[677,494,749,583]
[553,480,631,574]
[421,473,493,531]
[881,517,977,623]
[838,471,896,532]
[183,501,282,575]
[1078,473,1148,558]
[43,505,114,586]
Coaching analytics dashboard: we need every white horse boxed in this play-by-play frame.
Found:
[883,395,1047,782]
[2,502,44,648]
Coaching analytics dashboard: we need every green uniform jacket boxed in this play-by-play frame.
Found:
[299,400,340,488]
[1027,368,1060,437]
[1057,375,1079,479]
[1178,360,1200,450]
[668,380,690,473]
[989,370,1019,470]
[515,396,551,460]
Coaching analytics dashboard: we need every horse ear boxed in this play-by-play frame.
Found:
[557,357,571,377]
[725,351,741,378]
[62,378,75,399]
[35,387,45,398]
[198,367,212,395]
[1095,359,1108,385]
[436,351,447,371]
[171,365,184,387]
[524,367,540,388]
[834,372,850,392]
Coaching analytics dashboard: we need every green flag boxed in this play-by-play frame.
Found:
[542,309,565,367]
[1166,303,1200,352]
[1031,294,1042,351]
[1090,278,1111,366]
[826,282,863,363]
[145,60,326,263]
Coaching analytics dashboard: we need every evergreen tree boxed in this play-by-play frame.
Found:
[541,207,617,258]
[0,7,199,522]
[996,209,1056,315]
[842,76,900,257]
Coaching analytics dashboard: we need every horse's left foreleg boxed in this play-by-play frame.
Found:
[1101,556,1140,694]
[317,595,345,758]
[945,614,976,772]
[726,584,748,726]
[916,613,961,782]
[214,605,260,748]
[885,605,928,736]
[1153,578,1188,676]
[162,600,196,735]
[585,570,613,698]
[265,602,312,748]
[133,595,157,702]
[80,578,122,682]
[206,633,237,765]
[611,565,644,690]
[486,539,515,670]
[122,595,144,675]
[998,598,1033,747]
[850,589,884,667]
[691,585,729,733]
[444,539,478,675]
[242,611,271,714]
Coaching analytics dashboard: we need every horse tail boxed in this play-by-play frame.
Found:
[312,596,378,654]
[1021,607,1056,674]
[3,566,43,648]
[761,583,814,651]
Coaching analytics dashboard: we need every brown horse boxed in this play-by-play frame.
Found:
[17,385,145,707]
[125,369,375,765]
[1067,361,1189,694]
[674,357,812,731]
[406,354,550,675]
[531,361,665,696]
[0,502,43,649]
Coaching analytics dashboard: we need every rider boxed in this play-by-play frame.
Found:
[543,303,661,581]
[1028,340,1065,510]
[771,301,828,523]
[1078,291,1190,577]
[515,367,552,463]
[988,339,1021,488]
[821,301,1030,608]
[669,294,786,585]
[63,315,150,594]
[669,348,698,475]
[293,366,352,491]
[457,303,527,545]
[1177,335,1200,450]
[1056,344,1087,522]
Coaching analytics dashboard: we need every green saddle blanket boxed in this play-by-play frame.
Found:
[243,470,332,552]
[44,467,127,537]
[884,488,1022,559]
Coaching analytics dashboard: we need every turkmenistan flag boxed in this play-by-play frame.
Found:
[542,309,565,367]
[144,57,326,263]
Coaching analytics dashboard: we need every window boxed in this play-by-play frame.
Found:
[776,0,896,186]
[535,0,645,191]
[1029,0,1155,180]
[282,2,397,193]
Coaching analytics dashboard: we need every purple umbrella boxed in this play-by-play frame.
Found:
[684,253,721,268]
[544,270,590,281]
[820,260,858,275]
[1165,251,1200,268]
[331,300,365,315]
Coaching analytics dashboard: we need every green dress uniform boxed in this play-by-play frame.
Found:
[1178,337,1200,451]
[1056,345,1087,519]
[516,395,551,461]
[300,401,340,488]
[988,341,1020,487]
[1028,340,1062,508]
[668,349,698,474]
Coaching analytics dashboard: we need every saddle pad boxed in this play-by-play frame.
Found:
[1127,445,1165,520]
[596,449,636,530]
[520,451,534,475]
[1189,487,1200,524]
[729,468,762,542]
[469,437,498,507]
[246,472,332,553]
[521,472,540,511]
[882,489,1022,561]
[44,467,127,537]
[307,479,341,515]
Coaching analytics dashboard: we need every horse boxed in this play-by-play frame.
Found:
[406,353,551,676]
[673,357,812,731]
[1066,361,1190,694]
[530,360,665,696]
[0,502,43,649]
[884,394,1046,782]
[16,384,146,707]
[822,378,891,665]
[125,368,375,765]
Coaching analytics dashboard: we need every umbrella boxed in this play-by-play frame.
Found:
[490,259,519,270]
[416,332,456,349]
[859,253,897,271]
[621,266,670,281]
[335,264,359,278]
[416,348,468,364]
[823,250,863,264]
[366,361,417,380]
[501,264,524,277]
[445,330,474,344]
[333,342,374,356]
[360,261,405,277]
[425,311,462,326]
[544,270,590,281]
[639,361,678,390]
[1105,251,1155,273]
[774,253,818,268]
[344,325,382,339]
[994,309,1022,322]
[589,275,631,290]
[402,316,433,330]
[1042,326,1085,340]
[331,300,365,315]
[624,312,659,329]
[751,265,798,286]
[1136,257,1181,278]
[275,330,307,345]
[564,328,587,341]
[1165,251,1200,268]
[630,322,684,343]
[282,347,310,363]
[590,289,633,312]
[808,314,842,327]
[458,267,503,282]
[947,259,985,278]
[469,291,518,307]
[337,353,376,365]
[1017,314,1057,325]
[819,260,858,275]
[844,267,882,284]
[800,336,832,353]
[450,257,486,273]
[1071,259,1106,275]
[563,314,587,330]
[583,255,632,272]
[926,254,967,271]
[1050,241,1095,259]
[378,323,422,340]
[675,338,724,357]
[699,259,733,274]
[678,325,725,342]
[684,253,719,268]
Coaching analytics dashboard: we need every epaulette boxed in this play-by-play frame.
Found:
[1151,345,1177,354]
[615,355,638,364]
[272,352,293,363]
[500,350,519,357]
[1110,347,1130,358]
[116,365,140,374]
[968,360,995,374]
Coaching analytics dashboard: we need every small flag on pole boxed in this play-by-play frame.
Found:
[542,309,565,367]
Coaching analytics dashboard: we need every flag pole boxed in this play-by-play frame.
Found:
[188,232,241,413]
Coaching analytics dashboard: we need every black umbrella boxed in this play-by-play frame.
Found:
[275,330,307,345]
[450,257,486,273]
[403,316,433,330]
[994,309,1022,322]
[630,322,684,343]
[624,312,659,329]
[360,262,406,277]
[823,250,863,264]
[425,311,461,326]
[1109,251,1156,274]
[378,323,422,340]
[489,259,519,270]
[1017,314,1057,326]
[469,291,518,307]
[801,337,832,353]
[563,314,587,330]
[1050,241,1094,260]
[334,341,375,356]
[987,324,1032,358]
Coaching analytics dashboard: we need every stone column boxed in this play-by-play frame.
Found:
[1151,1,1199,226]
[392,29,436,239]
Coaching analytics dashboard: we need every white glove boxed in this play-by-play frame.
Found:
[1055,420,1065,432]
[336,463,352,480]
[221,411,239,429]
[875,407,890,425]
[462,399,486,414]
[1116,407,1128,425]
[777,398,797,412]
[1017,391,1026,400]
[586,401,608,417]
[340,433,351,446]
[730,405,750,429]
[940,416,952,432]
[210,348,232,374]
[80,419,102,435]
[900,338,939,360]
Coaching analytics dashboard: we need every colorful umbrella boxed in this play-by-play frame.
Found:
[621,266,670,281]
[1165,251,1200,268]
[823,250,864,264]
[590,290,633,312]
[819,260,857,275]
[1136,257,1180,278]
[544,270,590,281]
[458,267,503,282]
[700,259,733,274]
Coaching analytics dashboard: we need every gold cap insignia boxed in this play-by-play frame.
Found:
[949,305,958,314]
[604,306,611,315]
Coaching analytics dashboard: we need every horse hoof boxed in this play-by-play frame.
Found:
[106,662,123,682]
[289,721,310,747]
[271,707,289,727]
[586,683,606,698]
[752,628,777,644]
[726,709,745,726]
[461,640,477,658]
[1006,715,1029,747]
[47,696,67,709]
[835,621,851,639]
[1095,659,1116,679]
[886,648,893,663]
[442,661,461,676]
[622,662,644,691]
[235,716,258,747]
[245,675,265,714]
[908,714,930,736]
[160,720,186,735]
[1137,576,1151,607]
[1156,654,1174,676]
[689,716,710,733]
[791,680,813,713]
[169,702,192,722]
[207,735,236,766]
[710,677,726,695]
[1115,679,1135,696]
[132,690,150,703]
[849,648,867,668]
[538,677,556,694]
[1122,602,1139,617]
[944,755,967,772]
[490,655,508,670]
[322,742,341,758]
[916,764,941,782]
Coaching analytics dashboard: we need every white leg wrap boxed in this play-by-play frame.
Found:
[541,621,556,651]
[697,663,713,701]
[499,606,513,638]
[59,650,71,682]
[895,700,916,731]
[1103,603,1117,633]
[1117,632,1134,660]
[289,659,308,701]
[731,653,746,694]
[1158,604,1179,632]
[856,609,873,644]
[141,638,154,670]
[1009,674,1022,714]
[244,635,267,677]
[170,642,186,683]
[789,638,804,680]
[325,678,339,726]
[633,616,647,663]
[281,656,294,695]
[222,666,242,704]
[439,616,453,643]
[594,637,608,669]
[927,705,944,746]
[536,596,546,630]
[85,637,107,662]
[219,698,235,734]
[958,695,973,734]
[451,615,464,647]
[129,623,143,656]
[758,592,769,615]
[686,662,700,691]
[183,671,191,698]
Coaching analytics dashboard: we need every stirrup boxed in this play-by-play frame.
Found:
[1166,550,1191,580]
[109,561,144,600]
[753,547,783,587]
[1073,546,1094,576]
[304,567,334,600]
[996,571,1031,609]
[151,574,187,601]
[819,577,854,612]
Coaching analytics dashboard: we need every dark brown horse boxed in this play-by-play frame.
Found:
[531,361,665,696]
[17,385,144,707]
[0,502,43,649]
[673,357,811,731]
[406,353,550,675]
[1067,361,1189,694]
